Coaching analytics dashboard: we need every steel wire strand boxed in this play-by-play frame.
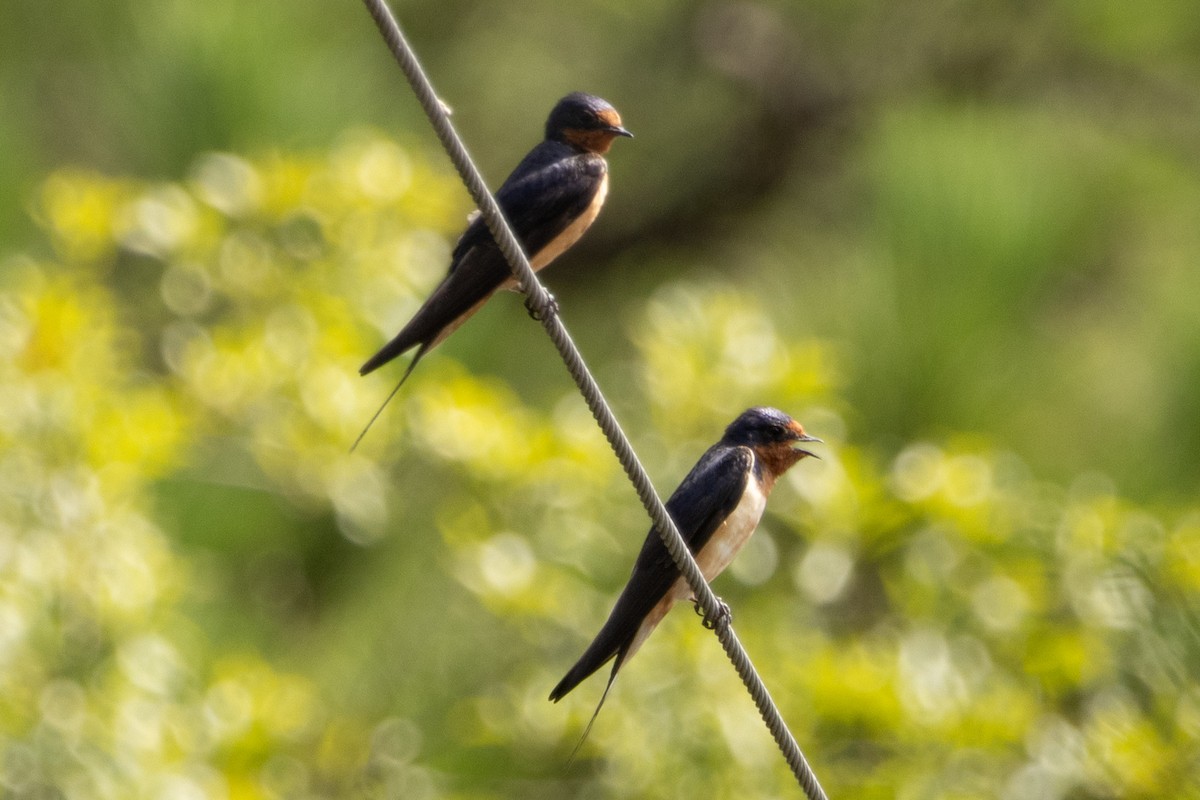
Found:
[359,3,828,797]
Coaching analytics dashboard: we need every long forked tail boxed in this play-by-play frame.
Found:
[360,327,418,376]
[549,630,623,703]
[564,657,623,764]
[350,342,430,452]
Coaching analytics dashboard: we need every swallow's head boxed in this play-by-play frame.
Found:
[724,407,821,476]
[546,92,633,154]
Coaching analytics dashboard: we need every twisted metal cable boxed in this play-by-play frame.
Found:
[360,2,828,797]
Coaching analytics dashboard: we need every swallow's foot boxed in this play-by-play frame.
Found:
[525,290,558,322]
[694,597,732,631]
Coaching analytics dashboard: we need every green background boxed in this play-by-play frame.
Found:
[2,1,1199,797]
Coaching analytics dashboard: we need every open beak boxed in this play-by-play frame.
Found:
[791,432,823,459]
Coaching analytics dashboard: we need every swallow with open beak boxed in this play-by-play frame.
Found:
[550,407,821,740]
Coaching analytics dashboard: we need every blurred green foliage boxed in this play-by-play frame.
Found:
[3,134,1200,798]
[5,0,1200,499]
[3,0,1200,797]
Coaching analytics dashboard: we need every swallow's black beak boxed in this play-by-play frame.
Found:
[791,433,822,459]
[608,125,634,138]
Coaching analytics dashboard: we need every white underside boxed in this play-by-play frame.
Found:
[500,173,608,289]
[426,174,610,350]
[624,475,767,661]
[533,173,608,269]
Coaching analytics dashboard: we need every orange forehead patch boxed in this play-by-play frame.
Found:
[597,108,623,128]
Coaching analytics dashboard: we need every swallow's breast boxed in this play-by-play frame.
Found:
[530,173,608,270]
[694,475,767,582]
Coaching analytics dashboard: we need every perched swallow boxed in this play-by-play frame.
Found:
[360,92,631,380]
[549,407,820,734]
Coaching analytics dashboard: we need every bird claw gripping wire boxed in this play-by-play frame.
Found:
[694,597,732,630]
[525,290,559,322]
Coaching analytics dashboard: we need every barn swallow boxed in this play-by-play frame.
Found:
[549,407,820,739]
[359,92,631,381]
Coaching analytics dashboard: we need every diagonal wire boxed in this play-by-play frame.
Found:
[359,2,829,798]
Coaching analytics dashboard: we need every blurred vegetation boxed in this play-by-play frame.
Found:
[3,0,1200,798]
[4,0,1200,501]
